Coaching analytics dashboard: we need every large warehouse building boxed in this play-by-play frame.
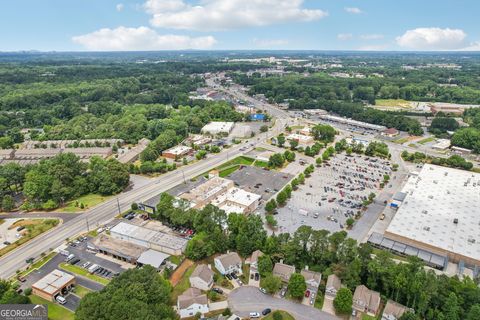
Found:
[384,164,480,267]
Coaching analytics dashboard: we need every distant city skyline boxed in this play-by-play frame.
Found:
[1,0,479,52]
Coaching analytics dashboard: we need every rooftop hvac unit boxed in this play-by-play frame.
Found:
[454,218,459,224]
[468,238,476,244]
[428,195,434,199]
[422,210,428,214]
[423,226,430,231]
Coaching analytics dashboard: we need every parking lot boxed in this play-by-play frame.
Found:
[276,153,393,234]
[228,166,293,201]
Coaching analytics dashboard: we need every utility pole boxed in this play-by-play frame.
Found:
[182,170,186,184]
[85,217,90,232]
[116,197,121,215]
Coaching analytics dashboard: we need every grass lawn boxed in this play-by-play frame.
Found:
[253,160,269,168]
[417,137,436,145]
[57,194,112,213]
[171,264,196,303]
[59,263,110,286]
[216,156,254,170]
[0,219,59,258]
[362,314,377,320]
[264,311,295,320]
[168,255,184,266]
[73,285,92,298]
[408,143,417,148]
[16,252,57,279]
[255,147,267,152]
[29,295,74,320]
[219,165,240,178]
[314,292,324,309]
[393,137,409,144]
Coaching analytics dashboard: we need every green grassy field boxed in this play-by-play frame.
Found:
[375,99,413,108]
[29,295,74,320]
[73,285,92,298]
[57,194,112,213]
[362,314,377,320]
[168,255,184,266]
[217,156,255,170]
[253,160,269,168]
[59,263,110,285]
[0,219,59,257]
[417,137,436,145]
[264,311,295,320]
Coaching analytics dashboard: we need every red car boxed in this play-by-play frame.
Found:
[305,290,310,298]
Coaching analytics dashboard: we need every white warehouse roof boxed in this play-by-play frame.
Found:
[385,164,480,263]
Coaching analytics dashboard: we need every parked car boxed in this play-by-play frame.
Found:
[17,276,26,283]
[230,272,238,279]
[280,287,287,298]
[262,308,272,315]
[254,273,259,281]
[55,296,66,305]
[305,290,310,298]
[225,274,233,280]
[379,213,385,220]
[249,312,260,318]
[3,241,11,245]
[259,287,267,294]
[212,288,223,294]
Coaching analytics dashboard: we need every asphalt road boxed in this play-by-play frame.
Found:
[228,286,339,320]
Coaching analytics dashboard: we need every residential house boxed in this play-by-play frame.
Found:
[189,264,214,291]
[353,285,381,317]
[300,267,321,291]
[214,252,242,275]
[325,274,341,298]
[272,262,296,282]
[246,250,263,272]
[382,300,412,320]
[177,288,209,318]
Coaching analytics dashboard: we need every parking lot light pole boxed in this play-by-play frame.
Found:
[116,197,121,215]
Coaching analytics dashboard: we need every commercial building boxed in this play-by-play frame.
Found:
[273,261,296,282]
[189,264,214,291]
[382,300,412,320]
[65,147,112,160]
[353,285,381,317]
[214,252,242,275]
[201,122,234,135]
[385,164,480,266]
[117,138,150,163]
[32,269,75,302]
[179,176,261,215]
[137,249,170,270]
[428,102,478,116]
[432,139,451,150]
[110,222,188,255]
[319,114,386,131]
[177,288,209,318]
[162,146,193,159]
[381,128,400,137]
[286,133,314,145]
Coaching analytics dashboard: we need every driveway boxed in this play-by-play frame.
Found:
[63,293,81,311]
[228,286,339,320]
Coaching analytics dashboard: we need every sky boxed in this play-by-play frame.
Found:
[1,0,479,52]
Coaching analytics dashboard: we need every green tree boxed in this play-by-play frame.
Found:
[266,215,277,228]
[277,135,286,147]
[466,304,480,320]
[289,139,299,150]
[333,288,353,315]
[257,255,273,276]
[315,157,323,166]
[276,191,288,206]
[265,199,277,213]
[260,125,268,133]
[75,266,175,320]
[287,273,307,299]
[260,274,282,294]
[2,195,15,211]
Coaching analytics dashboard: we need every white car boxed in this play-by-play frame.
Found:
[55,296,66,305]
[249,312,260,318]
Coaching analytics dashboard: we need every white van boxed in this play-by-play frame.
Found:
[88,264,99,274]
[55,296,66,305]
[65,254,75,262]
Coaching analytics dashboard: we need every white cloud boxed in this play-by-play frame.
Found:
[396,27,467,50]
[460,42,480,51]
[116,3,124,12]
[337,33,353,41]
[345,7,363,14]
[145,0,328,31]
[252,38,289,48]
[360,34,384,40]
[72,26,217,51]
